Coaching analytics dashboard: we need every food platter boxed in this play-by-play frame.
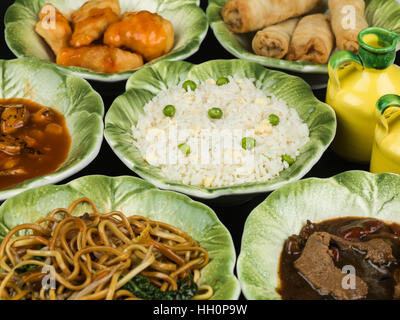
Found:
[207,0,400,73]
[0,58,104,200]
[105,59,336,199]
[5,0,208,81]
[237,171,400,299]
[0,175,240,299]
[0,0,400,302]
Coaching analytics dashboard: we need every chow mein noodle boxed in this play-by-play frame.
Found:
[0,197,213,300]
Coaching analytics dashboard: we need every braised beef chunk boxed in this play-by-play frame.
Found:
[395,284,400,299]
[285,235,303,255]
[278,217,400,300]
[394,270,400,300]
[294,232,368,300]
[299,220,317,241]
[284,220,318,255]
[391,223,400,235]
[331,235,395,265]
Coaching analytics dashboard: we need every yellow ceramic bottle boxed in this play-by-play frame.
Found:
[370,94,400,174]
[326,27,400,163]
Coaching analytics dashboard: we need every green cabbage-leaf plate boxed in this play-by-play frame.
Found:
[0,175,240,300]
[0,58,104,201]
[237,170,400,300]
[4,0,208,82]
[206,0,400,74]
[104,59,336,199]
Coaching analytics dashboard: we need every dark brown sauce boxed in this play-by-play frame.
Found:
[0,98,71,190]
[277,217,400,300]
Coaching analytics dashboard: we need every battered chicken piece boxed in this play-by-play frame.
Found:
[104,10,175,61]
[71,0,120,21]
[1,105,29,135]
[70,0,121,47]
[35,4,72,55]
[57,45,144,73]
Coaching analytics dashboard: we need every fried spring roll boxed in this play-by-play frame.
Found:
[221,0,322,34]
[328,0,368,53]
[286,14,335,65]
[252,18,299,59]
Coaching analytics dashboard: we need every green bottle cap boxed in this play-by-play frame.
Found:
[358,27,399,69]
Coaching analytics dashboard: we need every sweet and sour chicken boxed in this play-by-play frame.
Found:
[70,0,121,47]
[34,0,175,73]
[104,10,175,61]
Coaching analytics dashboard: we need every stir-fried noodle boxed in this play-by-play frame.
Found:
[0,197,212,300]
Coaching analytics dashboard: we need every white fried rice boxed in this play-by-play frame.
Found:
[132,76,309,188]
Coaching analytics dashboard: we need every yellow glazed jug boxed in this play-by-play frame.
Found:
[326,27,400,163]
[370,94,400,174]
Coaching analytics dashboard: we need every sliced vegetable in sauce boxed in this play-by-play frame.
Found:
[1,105,29,134]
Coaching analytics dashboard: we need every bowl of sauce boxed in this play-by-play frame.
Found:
[0,98,71,190]
[0,58,104,200]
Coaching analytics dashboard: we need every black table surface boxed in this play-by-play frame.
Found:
[0,0,398,277]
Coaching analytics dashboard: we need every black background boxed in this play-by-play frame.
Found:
[0,0,399,305]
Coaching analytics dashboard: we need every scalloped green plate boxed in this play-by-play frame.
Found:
[0,175,240,300]
[206,0,400,74]
[0,58,104,200]
[104,59,336,199]
[237,170,400,300]
[4,0,208,82]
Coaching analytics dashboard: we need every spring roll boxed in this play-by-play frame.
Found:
[328,0,368,53]
[286,14,335,65]
[252,18,299,59]
[221,0,322,34]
